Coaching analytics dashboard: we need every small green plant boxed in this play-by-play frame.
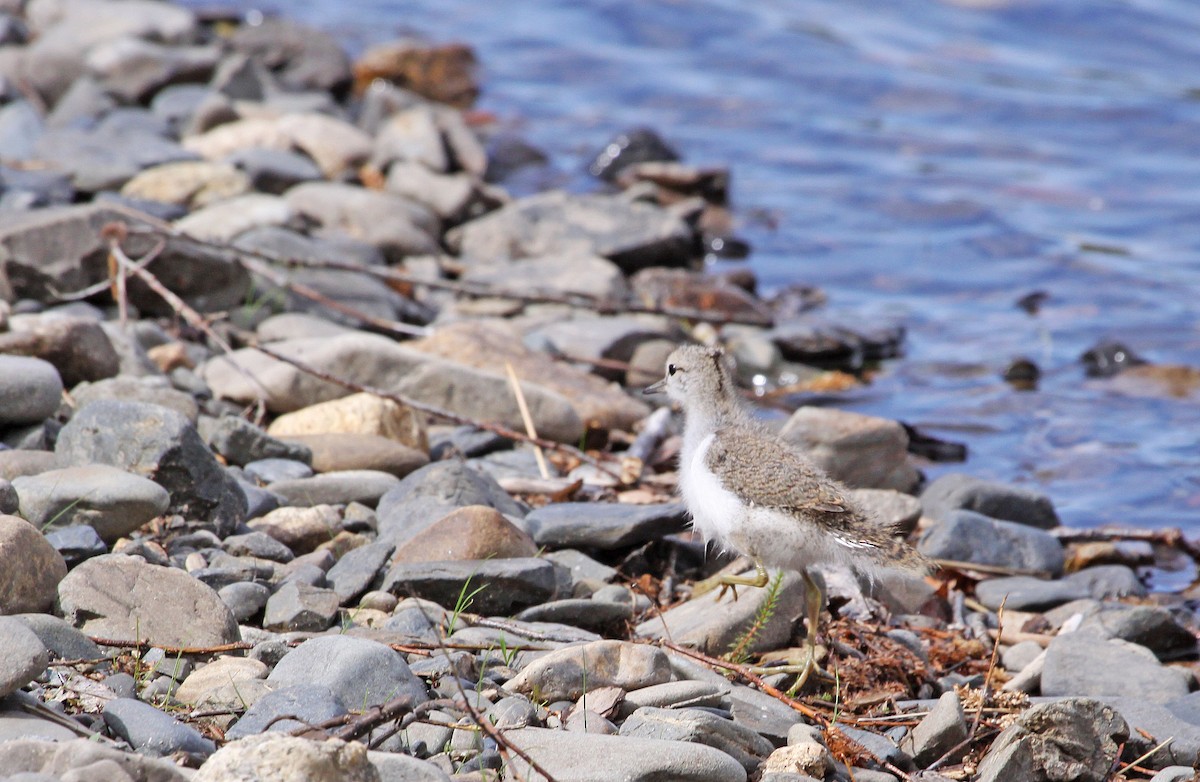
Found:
[494,633,518,668]
[447,573,489,635]
[724,569,785,666]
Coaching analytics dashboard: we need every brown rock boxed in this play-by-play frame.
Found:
[353,40,479,107]
[0,317,119,387]
[0,515,68,614]
[278,433,428,477]
[391,505,537,563]
[247,505,341,555]
[0,450,59,481]
[779,407,920,492]
[267,392,428,451]
[630,267,772,324]
[408,320,650,432]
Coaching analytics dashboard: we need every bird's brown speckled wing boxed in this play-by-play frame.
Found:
[704,425,854,515]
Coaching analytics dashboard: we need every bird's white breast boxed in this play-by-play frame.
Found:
[679,432,743,546]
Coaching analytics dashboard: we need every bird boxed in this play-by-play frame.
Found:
[645,344,929,688]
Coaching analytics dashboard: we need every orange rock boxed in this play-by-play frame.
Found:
[391,505,537,563]
[353,40,479,108]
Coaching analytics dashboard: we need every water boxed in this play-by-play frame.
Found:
[220,1,1200,544]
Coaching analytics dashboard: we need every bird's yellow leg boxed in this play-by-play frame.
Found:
[749,568,833,691]
[692,560,769,600]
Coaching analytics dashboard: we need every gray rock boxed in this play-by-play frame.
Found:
[1107,696,1200,767]
[0,737,190,781]
[918,510,1064,576]
[218,582,271,623]
[193,733,379,782]
[0,479,17,515]
[224,531,295,563]
[976,564,1146,611]
[267,469,400,508]
[55,400,246,534]
[525,315,676,382]
[0,316,119,387]
[487,695,539,730]
[102,697,215,758]
[284,181,438,261]
[0,451,59,482]
[505,640,671,702]
[620,706,775,772]
[622,681,730,714]
[191,554,277,592]
[515,599,633,632]
[1149,767,1197,782]
[72,376,198,422]
[203,415,312,467]
[921,473,1059,529]
[778,407,919,492]
[728,686,805,745]
[1076,603,1197,659]
[263,581,340,632]
[975,698,1127,782]
[31,125,198,193]
[830,724,911,770]
[376,460,526,546]
[227,684,347,739]
[0,618,49,698]
[1001,640,1044,674]
[0,357,62,426]
[383,557,558,616]
[328,541,394,605]
[228,147,323,194]
[368,750,453,782]
[173,192,292,243]
[1042,632,1190,703]
[504,726,748,782]
[543,549,619,587]
[10,614,103,663]
[268,635,427,709]
[243,457,314,484]
[0,515,68,615]
[524,502,689,550]
[13,465,169,543]
[58,554,239,647]
[447,191,694,272]
[461,254,628,302]
[902,691,967,768]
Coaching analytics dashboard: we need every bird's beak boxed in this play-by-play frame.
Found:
[643,378,666,395]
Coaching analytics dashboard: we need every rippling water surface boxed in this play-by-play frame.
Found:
[225,1,1200,548]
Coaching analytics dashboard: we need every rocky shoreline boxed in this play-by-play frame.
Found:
[1,2,1198,781]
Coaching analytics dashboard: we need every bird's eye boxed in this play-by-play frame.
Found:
[667,364,677,376]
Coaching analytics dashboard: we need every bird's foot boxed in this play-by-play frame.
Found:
[750,644,833,694]
[692,561,769,601]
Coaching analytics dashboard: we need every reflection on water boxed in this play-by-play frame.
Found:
[215,1,1200,539]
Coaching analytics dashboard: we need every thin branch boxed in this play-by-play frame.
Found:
[1053,526,1200,563]
[506,360,550,480]
[89,637,254,655]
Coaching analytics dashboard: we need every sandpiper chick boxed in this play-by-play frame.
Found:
[645,344,928,687]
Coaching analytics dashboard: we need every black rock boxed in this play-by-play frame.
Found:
[1081,340,1147,378]
[589,127,680,182]
[44,525,107,567]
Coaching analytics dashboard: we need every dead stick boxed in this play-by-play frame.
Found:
[1053,526,1200,562]
[89,637,254,655]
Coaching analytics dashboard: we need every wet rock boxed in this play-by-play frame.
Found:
[1042,631,1190,703]
[284,181,439,261]
[975,698,1127,782]
[174,192,292,243]
[447,191,695,272]
[0,737,190,782]
[267,392,428,451]
[636,570,806,654]
[0,316,119,387]
[72,376,199,422]
[203,415,313,467]
[0,515,68,614]
[918,510,1064,576]
[0,617,48,698]
[975,564,1145,611]
[102,697,215,758]
[524,502,689,550]
[13,465,169,543]
[392,505,537,564]
[57,554,239,647]
[920,474,1059,529]
[620,706,774,772]
[267,470,400,508]
[376,459,526,546]
[505,640,671,703]
[267,635,427,709]
[227,684,347,740]
[0,480,15,516]
[0,356,62,426]
[902,691,967,767]
[1081,340,1147,378]
[277,433,428,478]
[382,557,557,615]
[504,726,747,782]
[194,733,379,782]
[120,160,250,209]
[328,541,394,605]
[55,400,246,533]
[589,127,680,182]
[770,321,903,369]
[263,581,340,632]
[779,407,919,492]
[460,253,628,301]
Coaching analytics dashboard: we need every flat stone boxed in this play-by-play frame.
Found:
[901,691,967,767]
[13,465,169,543]
[9,614,102,662]
[227,684,347,739]
[0,515,68,614]
[0,618,49,699]
[279,433,428,477]
[267,635,427,709]
[382,557,558,616]
[462,253,628,303]
[174,656,269,708]
[42,524,106,568]
[727,686,805,745]
[102,697,216,758]
[0,737,190,782]
[120,160,250,209]
[55,400,245,534]
[174,192,292,243]
[57,554,239,647]
[392,505,537,563]
[505,640,671,702]
[224,531,295,563]
[267,392,427,451]
[622,681,730,714]
[1110,696,1200,766]
[778,407,919,492]
[976,564,1146,611]
[620,706,775,772]
[328,541,394,605]
[524,502,689,550]
[267,470,400,508]
[194,734,378,782]
[375,460,526,547]
[918,510,1064,576]
[0,356,62,426]
[369,750,453,782]
[72,376,199,422]
[243,458,313,484]
[920,473,1059,529]
[975,698,1127,782]
[202,415,312,467]
[503,726,747,782]
[0,451,60,482]
[263,582,341,632]
[515,599,634,632]
[1042,632,1190,703]
[543,549,619,587]
[524,314,677,384]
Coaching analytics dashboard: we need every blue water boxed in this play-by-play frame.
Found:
[222,1,1200,545]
